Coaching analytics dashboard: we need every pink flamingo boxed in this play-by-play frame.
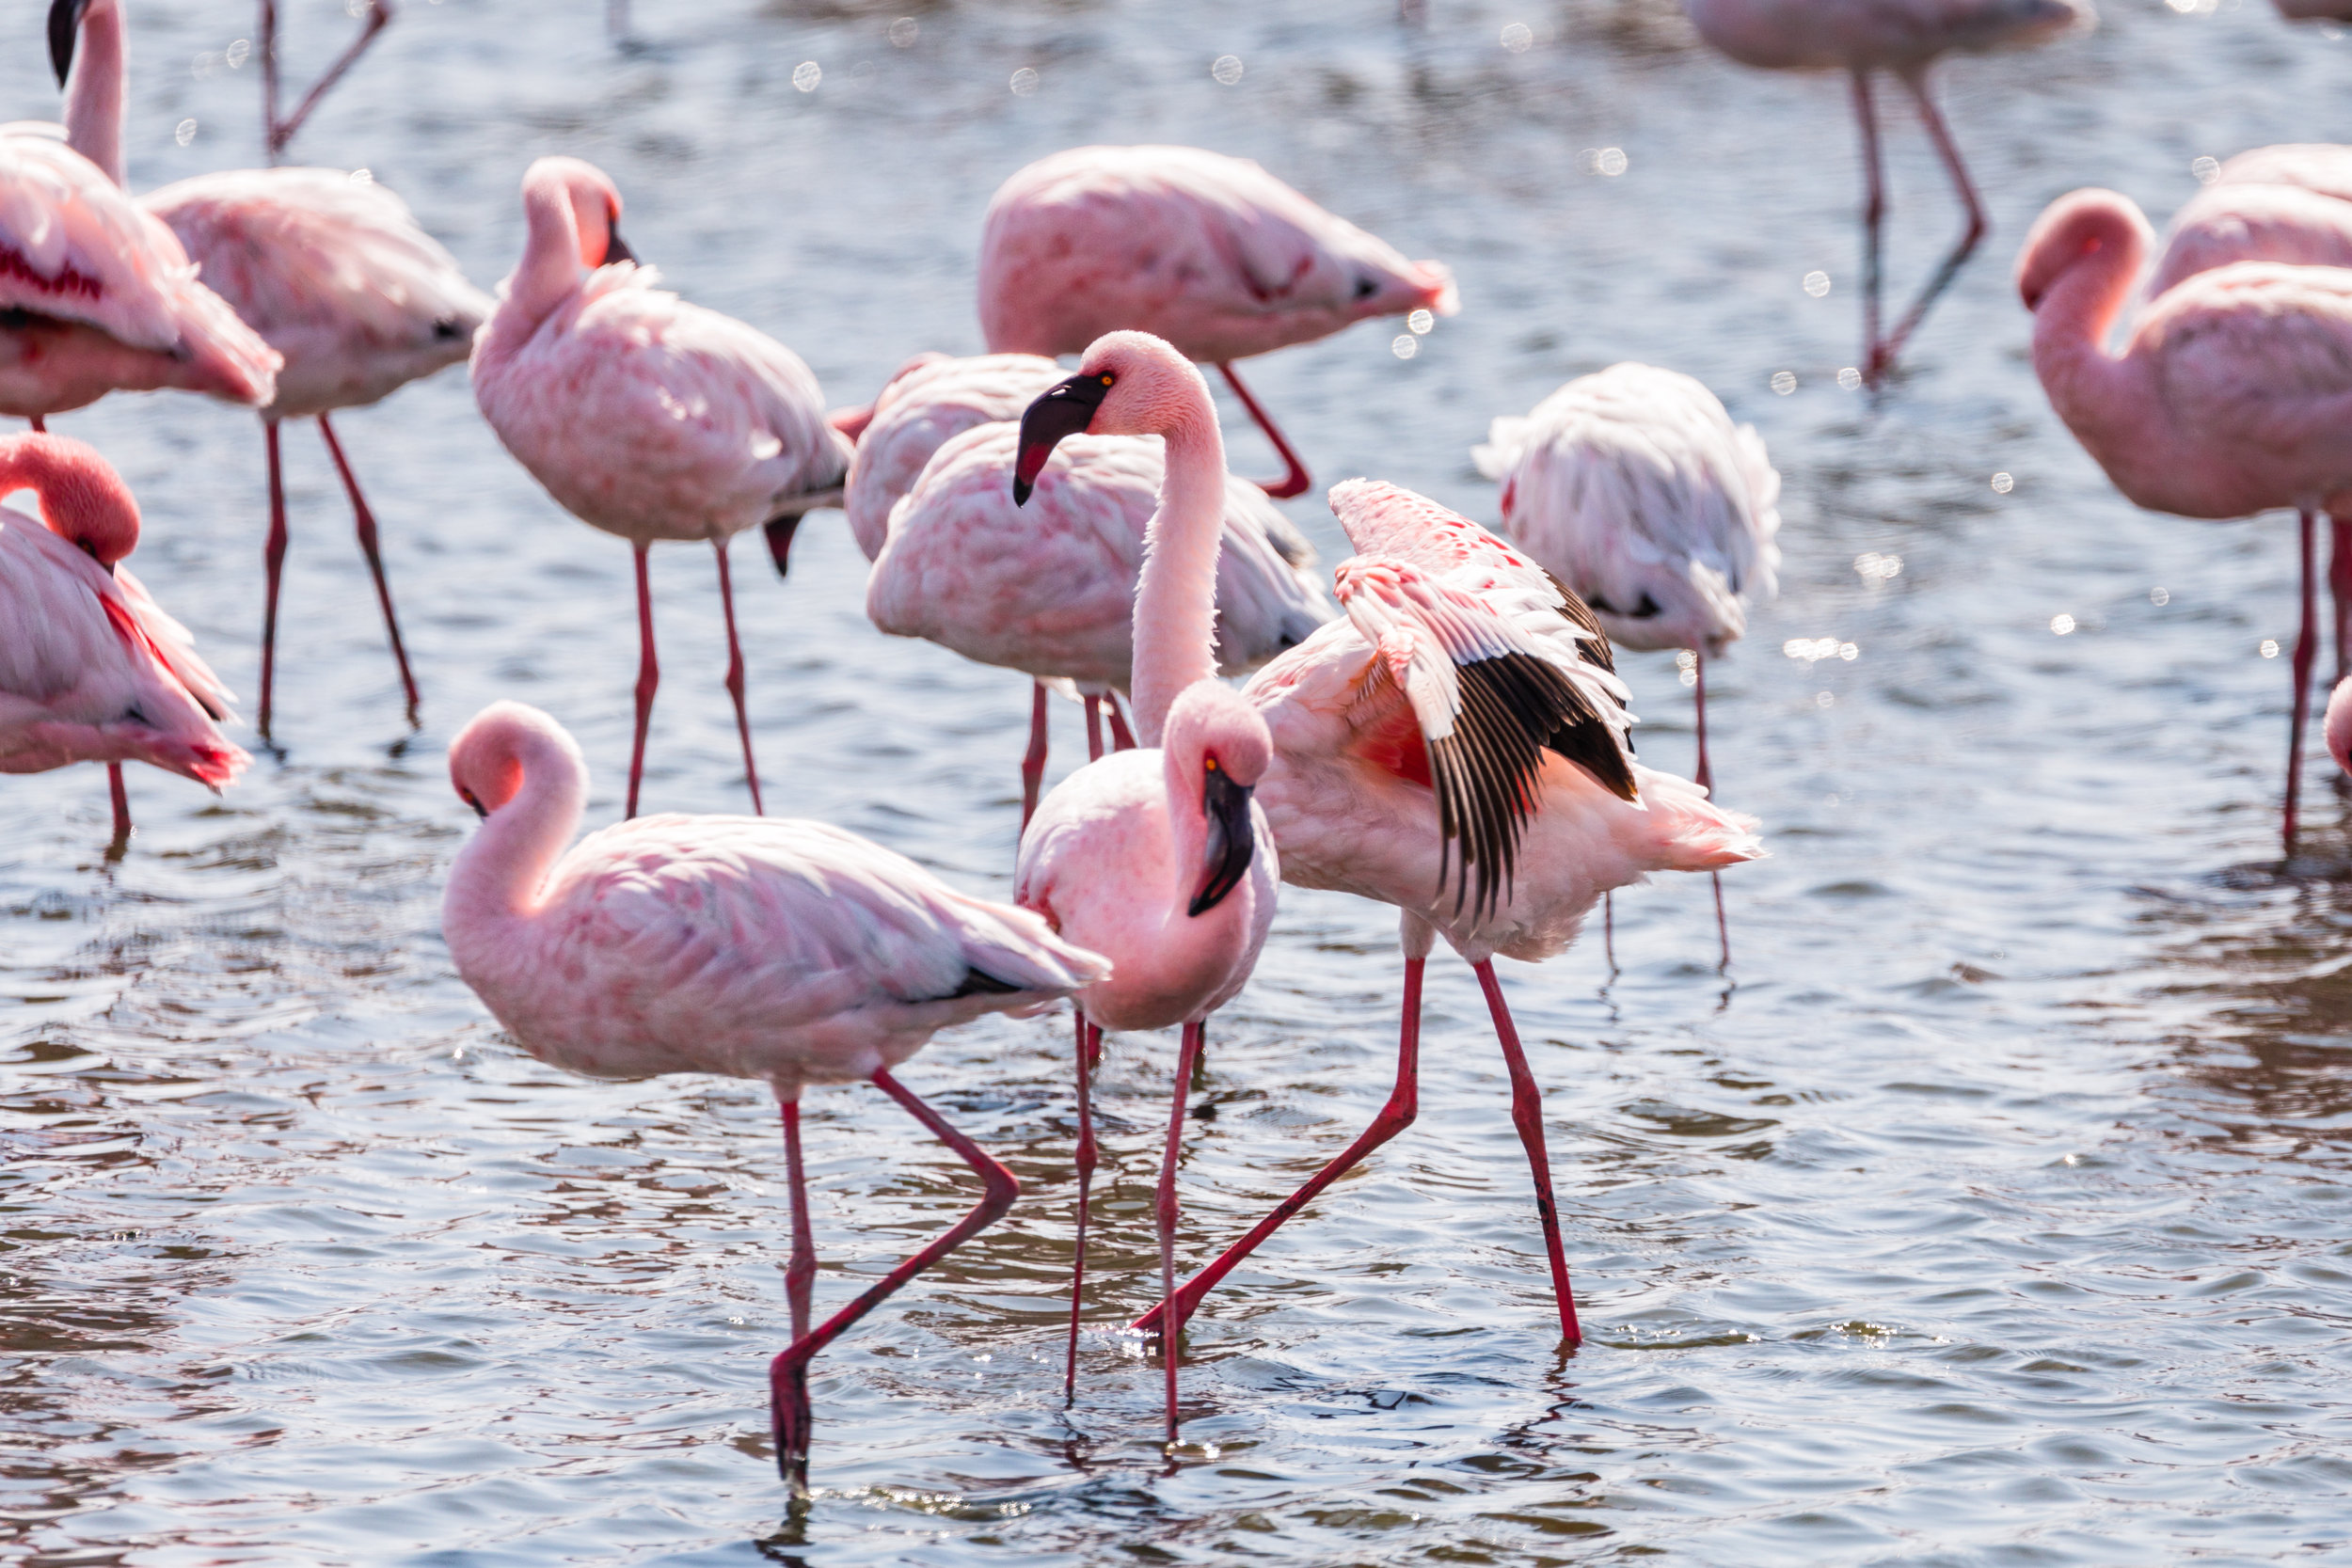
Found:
[866,399,1332,827]
[1474,362,1782,963]
[1013,344,1763,1357]
[977,145,1455,499]
[2328,676,2352,774]
[1008,335,1280,1445]
[1685,0,2094,386]
[0,432,248,841]
[472,157,850,819]
[2019,187,2352,853]
[440,700,1107,1493]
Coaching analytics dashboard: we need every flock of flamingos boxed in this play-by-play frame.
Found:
[9,0,2352,1497]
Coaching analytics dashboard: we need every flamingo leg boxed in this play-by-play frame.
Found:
[627,541,658,819]
[262,0,393,159]
[1851,70,1887,386]
[2288,508,2319,855]
[1602,893,1616,973]
[28,415,44,433]
[1694,649,1730,968]
[106,763,130,845]
[1877,70,1989,383]
[2331,515,2351,683]
[316,413,421,722]
[1472,960,1581,1346]
[1136,956,1422,1341]
[1084,694,1104,763]
[712,539,764,815]
[781,1099,815,1339]
[1216,362,1311,500]
[768,1068,1018,1495]
[1020,682,1050,832]
[1064,1011,1100,1402]
[1105,692,1137,752]
[1155,1020,1208,1449]
[259,418,288,739]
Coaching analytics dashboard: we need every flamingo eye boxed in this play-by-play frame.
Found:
[1354,277,1378,300]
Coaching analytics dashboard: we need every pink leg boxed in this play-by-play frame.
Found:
[1851,70,1888,386]
[781,1100,815,1339]
[2331,515,2351,684]
[712,540,764,815]
[1216,362,1311,500]
[316,413,421,721]
[1063,1011,1100,1402]
[1602,893,1616,973]
[2288,508,2319,856]
[1084,694,1104,763]
[262,0,393,159]
[1694,649,1729,968]
[259,419,288,739]
[1136,956,1422,1339]
[768,1069,1019,1494]
[1155,1020,1208,1449]
[28,415,44,433]
[1105,692,1137,752]
[1473,960,1581,1346]
[106,763,130,845]
[1877,70,1989,381]
[627,541,658,819]
[1021,682,1049,832]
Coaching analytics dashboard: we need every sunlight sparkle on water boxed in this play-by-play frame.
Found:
[1501,23,1533,52]
[2262,639,2280,658]
[2192,155,2220,183]
[1772,371,1796,394]
[1407,309,1434,335]
[1837,366,1862,389]
[2151,586,2170,606]
[2051,614,2076,636]
[1212,55,1245,86]
[793,62,821,92]
[888,17,917,46]
[1391,334,1418,359]
[1009,68,1040,96]
[1855,552,1902,582]
[1804,270,1831,297]
[1992,472,2014,494]
[173,119,196,146]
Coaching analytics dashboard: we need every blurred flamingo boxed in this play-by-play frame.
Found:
[472,156,850,818]
[978,145,1455,499]
[0,433,247,843]
[1685,0,2095,386]
[2328,676,2352,775]
[1008,335,1280,1441]
[257,0,393,160]
[2019,186,2352,853]
[439,700,1106,1494]
[1475,362,1782,963]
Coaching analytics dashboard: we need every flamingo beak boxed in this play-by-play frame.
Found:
[1012,372,1109,505]
[603,221,636,267]
[1189,763,1256,917]
[459,786,487,819]
[49,0,87,88]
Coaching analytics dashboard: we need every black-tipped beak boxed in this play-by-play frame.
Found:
[49,0,87,88]
[460,788,487,819]
[1189,765,1256,917]
[1012,372,1110,505]
[764,515,801,579]
[603,221,636,267]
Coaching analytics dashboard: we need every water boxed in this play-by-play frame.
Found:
[7,0,2352,1561]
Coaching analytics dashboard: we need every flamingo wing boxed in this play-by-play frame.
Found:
[2147,263,2352,463]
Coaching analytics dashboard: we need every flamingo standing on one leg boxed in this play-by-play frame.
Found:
[0,433,247,843]
[2018,188,2352,854]
[1007,336,1279,1444]
[1474,362,1782,963]
[440,701,1107,1494]
[472,157,850,818]
[1684,0,2094,387]
[867,403,1332,827]
[977,145,1455,499]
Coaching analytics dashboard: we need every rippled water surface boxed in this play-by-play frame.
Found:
[9,1,2352,1562]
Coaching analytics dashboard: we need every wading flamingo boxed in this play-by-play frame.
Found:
[1685,0,2094,386]
[1009,336,1280,1444]
[0,433,247,842]
[473,157,849,818]
[978,145,1455,499]
[1474,363,1780,962]
[258,0,392,160]
[440,700,1107,1494]
[867,410,1331,828]
[2019,188,2352,853]
[1015,340,1762,1359]
[55,0,492,736]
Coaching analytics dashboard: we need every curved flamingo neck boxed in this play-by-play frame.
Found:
[2030,207,2151,462]
[62,0,126,190]
[1131,399,1227,747]
[447,724,588,937]
[0,436,136,563]
[501,177,589,336]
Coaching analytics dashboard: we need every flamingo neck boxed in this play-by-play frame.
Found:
[445,728,587,941]
[500,179,588,336]
[2031,225,2150,465]
[0,440,135,563]
[1131,408,1226,747]
[63,0,127,190]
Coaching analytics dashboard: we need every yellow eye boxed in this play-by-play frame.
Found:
[1099,373,1114,386]
[1204,756,1218,771]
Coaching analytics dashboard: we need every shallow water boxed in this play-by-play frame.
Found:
[8,0,2352,1562]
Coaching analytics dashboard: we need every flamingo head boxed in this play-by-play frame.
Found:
[2016,188,2150,313]
[523,156,636,273]
[1011,330,1206,504]
[1164,681,1273,917]
[449,701,578,818]
[0,433,139,568]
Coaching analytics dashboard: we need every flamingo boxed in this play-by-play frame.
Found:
[257,0,392,161]
[2018,187,2352,853]
[1474,362,1782,962]
[1012,338,1763,1357]
[866,400,1332,827]
[0,432,248,842]
[2328,676,2352,775]
[1684,0,2095,387]
[472,156,850,819]
[1008,335,1280,1444]
[977,145,1456,499]
[440,700,1107,1493]
[55,0,491,738]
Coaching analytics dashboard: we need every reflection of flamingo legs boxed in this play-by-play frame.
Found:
[1216,362,1311,499]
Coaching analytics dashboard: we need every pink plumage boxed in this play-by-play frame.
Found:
[843,352,1062,561]
[2328,677,2352,774]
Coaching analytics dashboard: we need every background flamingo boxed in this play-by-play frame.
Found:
[257,0,392,160]
[472,156,849,819]
[1685,0,2094,386]
[2019,187,2352,852]
[439,701,1106,1493]
[0,432,247,842]
[2328,676,2352,774]
[977,144,1455,499]
[1009,337,1281,1444]
[1474,362,1781,963]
